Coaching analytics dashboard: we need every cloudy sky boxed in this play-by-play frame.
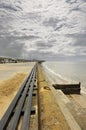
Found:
[0,0,86,61]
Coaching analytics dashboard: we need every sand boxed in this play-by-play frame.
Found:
[37,64,70,130]
[0,62,34,119]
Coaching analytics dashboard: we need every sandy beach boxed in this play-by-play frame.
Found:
[0,62,35,119]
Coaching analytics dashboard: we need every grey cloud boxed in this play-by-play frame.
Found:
[42,17,67,31]
[48,39,57,43]
[55,21,76,31]
[17,1,22,4]
[67,0,86,14]
[22,28,28,31]
[35,4,43,9]
[36,41,53,47]
[21,12,41,22]
[66,0,77,4]
[82,50,86,54]
[0,35,41,41]
[0,3,22,12]
[0,37,25,58]
[69,5,86,14]
[26,50,68,61]
[25,50,44,60]
[55,24,65,31]
[59,55,86,61]
[67,33,86,47]
[42,17,61,28]
[20,35,41,40]
[67,33,86,38]
[26,50,53,60]
[27,12,40,20]
[70,6,80,12]
[35,40,54,50]
[73,39,86,47]
[0,14,16,33]
[71,54,86,59]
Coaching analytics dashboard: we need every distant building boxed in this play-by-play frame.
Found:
[0,57,42,64]
[0,57,17,63]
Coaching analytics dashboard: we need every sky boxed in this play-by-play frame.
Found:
[0,0,86,61]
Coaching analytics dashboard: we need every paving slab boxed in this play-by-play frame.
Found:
[43,68,81,130]
[71,94,86,108]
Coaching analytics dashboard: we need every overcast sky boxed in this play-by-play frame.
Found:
[0,0,86,61]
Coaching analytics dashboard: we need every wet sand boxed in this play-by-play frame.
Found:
[0,62,35,119]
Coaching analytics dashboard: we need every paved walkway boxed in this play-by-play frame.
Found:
[43,68,82,130]
[71,94,86,108]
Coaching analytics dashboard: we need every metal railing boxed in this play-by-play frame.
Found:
[0,64,37,130]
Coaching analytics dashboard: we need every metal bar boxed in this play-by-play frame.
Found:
[7,66,36,130]
[0,64,36,130]
[21,66,36,130]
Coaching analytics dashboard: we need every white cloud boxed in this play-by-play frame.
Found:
[0,0,86,60]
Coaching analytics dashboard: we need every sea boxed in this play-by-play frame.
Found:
[42,61,86,94]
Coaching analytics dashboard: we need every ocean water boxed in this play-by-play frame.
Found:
[42,61,86,94]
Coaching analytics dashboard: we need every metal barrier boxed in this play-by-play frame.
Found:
[0,64,37,130]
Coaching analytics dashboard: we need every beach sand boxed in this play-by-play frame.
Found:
[0,62,35,119]
[37,65,71,130]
